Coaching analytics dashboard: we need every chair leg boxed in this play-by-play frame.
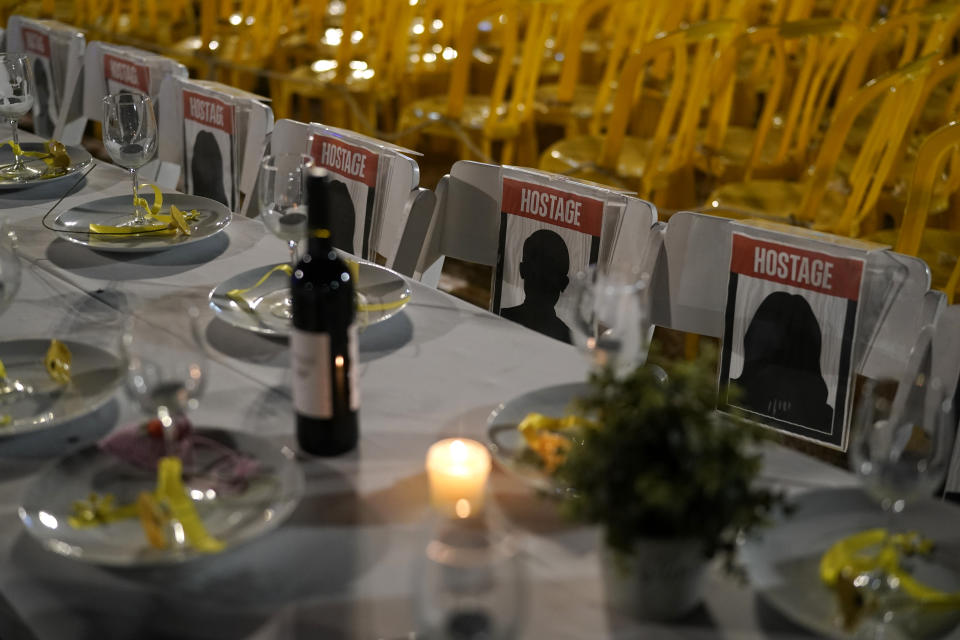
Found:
[947,256,960,305]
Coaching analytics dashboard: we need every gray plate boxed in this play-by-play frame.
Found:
[741,488,960,639]
[486,381,589,494]
[53,193,231,253]
[0,339,124,437]
[0,142,92,189]
[19,427,305,566]
[208,260,412,337]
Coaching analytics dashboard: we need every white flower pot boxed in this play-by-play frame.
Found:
[601,537,707,621]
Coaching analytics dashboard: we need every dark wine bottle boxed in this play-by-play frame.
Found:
[290,168,359,455]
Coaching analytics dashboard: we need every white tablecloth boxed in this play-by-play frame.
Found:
[0,149,865,639]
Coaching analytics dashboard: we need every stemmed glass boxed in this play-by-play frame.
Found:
[569,263,651,378]
[847,373,956,637]
[102,93,158,226]
[120,305,206,449]
[0,53,40,181]
[0,219,29,400]
[258,153,313,319]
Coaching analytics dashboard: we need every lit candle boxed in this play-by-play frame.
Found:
[425,438,492,519]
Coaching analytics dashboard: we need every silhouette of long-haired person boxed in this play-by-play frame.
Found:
[32,59,53,137]
[326,179,356,252]
[501,229,572,344]
[733,291,833,431]
[190,130,229,208]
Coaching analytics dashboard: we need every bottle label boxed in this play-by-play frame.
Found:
[290,329,333,419]
[348,323,360,410]
[290,325,360,418]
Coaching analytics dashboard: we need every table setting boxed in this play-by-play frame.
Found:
[0,83,954,640]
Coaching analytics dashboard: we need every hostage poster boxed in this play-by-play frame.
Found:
[492,177,604,345]
[309,134,379,258]
[182,88,236,210]
[718,233,865,449]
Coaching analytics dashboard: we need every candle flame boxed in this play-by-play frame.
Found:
[450,439,467,462]
[335,355,344,367]
[455,498,472,518]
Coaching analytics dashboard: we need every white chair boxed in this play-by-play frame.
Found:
[83,41,188,187]
[157,77,273,216]
[659,211,938,450]
[269,119,434,277]
[415,161,660,344]
[5,16,85,145]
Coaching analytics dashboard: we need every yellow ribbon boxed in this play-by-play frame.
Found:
[226,264,293,312]
[821,528,960,630]
[88,183,199,237]
[69,457,224,554]
[225,261,409,315]
[155,457,224,552]
[45,339,71,384]
[0,139,71,179]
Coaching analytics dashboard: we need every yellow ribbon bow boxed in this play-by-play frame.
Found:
[0,139,71,179]
[88,183,200,237]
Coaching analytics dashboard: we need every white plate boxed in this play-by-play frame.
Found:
[741,488,960,639]
[0,339,124,437]
[19,427,305,566]
[0,142,92,189]
[53,193,231,253]
[208,260,412,337]
[486,381,589,493]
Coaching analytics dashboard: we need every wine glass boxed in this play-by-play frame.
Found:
[847,375,956,636]
[120,304,206,450]
[0,54,40,181]
[258,153,313,319]
[0,219,28,400]
[569,263,651,378]
[415,517,526,640]
[102,93,158,226]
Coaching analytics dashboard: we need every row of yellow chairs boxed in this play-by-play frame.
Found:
[5,0,959,300]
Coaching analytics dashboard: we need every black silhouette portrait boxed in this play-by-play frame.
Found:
[326,179,356,252]
[501,229,572,344]
[32,59,53,136]
[733,291,833,431]
[190,130,229,208]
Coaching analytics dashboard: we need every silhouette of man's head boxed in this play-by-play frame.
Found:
[742,291,823,377]
[191,130,228,208]
[326,179,356,252]
[518,229,570,305]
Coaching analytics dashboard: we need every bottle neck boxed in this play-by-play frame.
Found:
[307,227,334,254]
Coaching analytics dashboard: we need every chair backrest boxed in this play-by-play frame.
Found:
[270,118,428,272]
[416,161,660,345]
[835,2,960,104]
[800,55,937,236]
[157,77,274,216]
[444,0,563,135]
[5,16,87,144]
[732,19,860,180]
[598,20,743,199]
[894,121,960,303]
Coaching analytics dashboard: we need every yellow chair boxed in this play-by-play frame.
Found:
[707,55,937,237]
[539,20,743,207]
[870,55,960,226]
[534,0,676,136]
[397,0,564,166]
[869,121,960,302]
[832,1,960,138]
[699,19,860,184]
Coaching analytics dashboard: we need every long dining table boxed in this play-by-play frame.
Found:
[0,140,884,640]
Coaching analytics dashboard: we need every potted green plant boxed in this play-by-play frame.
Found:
[556,347,786,621]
